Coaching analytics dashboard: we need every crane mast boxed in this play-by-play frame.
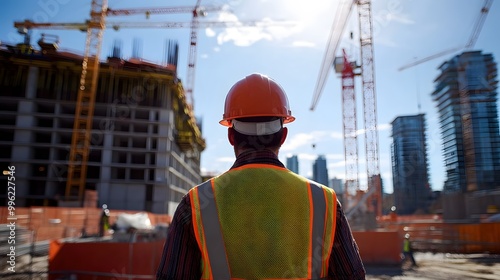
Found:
[65,0,107,203]
[357,0,382,217]
[310,0,382,220]
[186,0,203,109]
[340,50,360,206]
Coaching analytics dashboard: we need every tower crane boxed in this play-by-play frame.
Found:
[398,0,493,71]
[13,1,224,205]
[186,0,203,109]
[14,2,291,205]
[336,49,360,209]
[310,0,382,219]
[67,0,105,206]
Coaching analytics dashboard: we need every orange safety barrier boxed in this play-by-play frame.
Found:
[0,207,172,241]
[458,223,500,254]
[352,231,402,266]
[377,215,500,254]
[48,240,164,280]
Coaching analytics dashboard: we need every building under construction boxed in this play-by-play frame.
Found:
[0,37,205,214]
[432,50,500,219]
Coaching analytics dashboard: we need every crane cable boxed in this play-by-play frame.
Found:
[310,0,356,111]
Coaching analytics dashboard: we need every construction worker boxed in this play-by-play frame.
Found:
[156,73,365,280]
[99,204,110,237]
[402,233,417,267]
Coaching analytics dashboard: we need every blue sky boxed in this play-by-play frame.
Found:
[1,0,499,193]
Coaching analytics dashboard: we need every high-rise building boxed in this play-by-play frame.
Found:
[391,114,431,215]
[330,177,343,194]
[330,177,343,206]
[286,155,299,174]
[0,41,205,214]
[432,51,500,193]
[313,155,329,186]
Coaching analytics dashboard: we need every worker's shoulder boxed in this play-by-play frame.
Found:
[287,173,335,192]
[305,178,335,194]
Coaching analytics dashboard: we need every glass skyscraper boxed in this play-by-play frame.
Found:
[313,155,329,186]
[391,114,431,215]
[432,50,500,193]
[286,155,299,174]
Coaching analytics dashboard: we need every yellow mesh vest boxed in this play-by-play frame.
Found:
[190,164,337,280]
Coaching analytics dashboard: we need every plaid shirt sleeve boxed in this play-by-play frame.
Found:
[156,194,202,280]
[329,201,366,279]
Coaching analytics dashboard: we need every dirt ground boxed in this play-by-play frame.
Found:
[2,252,500,279]
[366,252,500,280]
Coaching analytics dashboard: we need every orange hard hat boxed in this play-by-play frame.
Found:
[219,73,295,127]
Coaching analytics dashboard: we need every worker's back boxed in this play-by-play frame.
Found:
[190,164,337,279]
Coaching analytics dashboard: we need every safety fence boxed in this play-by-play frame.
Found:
[1,207,171,279]
[0,207,171,242]
[378,219,500,254]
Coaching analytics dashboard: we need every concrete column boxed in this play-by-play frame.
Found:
[11,66,39,206]
[152,109,174,214]
[46,103,59,197]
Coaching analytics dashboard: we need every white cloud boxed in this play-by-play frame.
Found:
[330,131,344,139]
[205,28,216,38]
[281,132,315,152]
[378,123,392,131]
[297,153,318,161]
[217,26,274,47]
[198,0,348,48]
[356,122,391,136]
[281,130,343,152]
[205,10,301,46]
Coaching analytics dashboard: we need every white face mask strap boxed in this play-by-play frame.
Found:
[232,119,282,135]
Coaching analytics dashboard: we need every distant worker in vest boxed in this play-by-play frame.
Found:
[156,73,365,280]
[402,233,417,267]
[99,204,110,237]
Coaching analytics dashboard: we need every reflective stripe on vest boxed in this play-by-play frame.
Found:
[189,165,336,280]
[197,179,231,279]
[309,180,327,278]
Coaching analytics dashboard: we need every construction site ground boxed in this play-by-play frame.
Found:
[2,252,500,280]
[366,252,500,280]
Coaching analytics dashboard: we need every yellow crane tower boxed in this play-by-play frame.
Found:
[13,0,221,204]
[67,0,106,205]
[15,1,293,205]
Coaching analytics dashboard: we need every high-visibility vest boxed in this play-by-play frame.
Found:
[403,239,411,252]
[189,164,337,280]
